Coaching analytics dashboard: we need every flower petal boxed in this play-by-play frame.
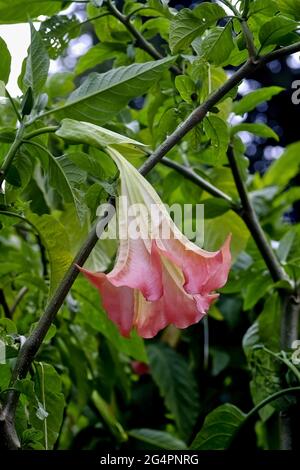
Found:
[107,236,163,301]
[133,249,209,338]
[78,267,135,337]
[157,232,231,296]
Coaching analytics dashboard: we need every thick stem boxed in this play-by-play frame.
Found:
[227,148,299,449]
[227,147,286,283]
[279,292,300,449]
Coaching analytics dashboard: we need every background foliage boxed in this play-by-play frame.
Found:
[0,0,300,450]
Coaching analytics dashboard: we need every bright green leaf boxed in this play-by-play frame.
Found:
[233,86,284,115]
[148,343,199,439]
[190,404,245,450]
[0,36,11,84]
[24,23,50,96]
[51,57,175,125]
[129,429,187,450]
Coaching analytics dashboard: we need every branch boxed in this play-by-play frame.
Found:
[240,20,257,60]
[161,157,239,209]
[106,0,181,75]
[9,287,28,318]
[0,289,11,318]
[227,146,286,283]
[262,41,300,63]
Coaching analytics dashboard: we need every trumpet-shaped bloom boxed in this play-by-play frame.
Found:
[80,147,231,338]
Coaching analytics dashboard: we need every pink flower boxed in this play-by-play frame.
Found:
[79,147,231,338]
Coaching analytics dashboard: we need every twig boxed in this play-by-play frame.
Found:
[9,287,29,318]
[0,289,11,318]
[161,157,238,208]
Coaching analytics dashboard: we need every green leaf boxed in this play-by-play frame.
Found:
[175,75,196,104]
[259,16,298,47]
[277,0,300,20]
[277,231,296,263]
[24,23,50,96]
[28,363,65,449]
[204,211,249,260]
[190,404,245,450]
[0,36,11,84]
[258,293,281,352]
[233,86,284,115]
[26,213,73,296]
[129,429,187,450]
[38,148,87,225]
[243,273,273,310]
[75,42,126,75]
[92,390,127,442]
[249,0,278,18]
[197,23,235,66]
[51,57,175,125]
[0,0,62,23]
[169,3,225,53]
[203,115,229,163]
[46,72,75,100]
[40,15,81,60]
[231,123,279,141]
[263,142,300,187]
[204,198,231,218]
[148,343,199,439]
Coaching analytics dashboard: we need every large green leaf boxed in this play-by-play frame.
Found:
[263,142,300,187]
[129,429,187,450]
[148,343,200,439]
[24,23,50,95]
[259,15,298,47]
[233,86,284,115]
[28,363,65,450]
[75,42,126,75]
[0,36,11,84]
[204,211,249,260]
[231,123,279,141]
[26,213,73,296]
[34,144,87,224]
[190,404,245,450]
[50,57,174,125]
[169,3,225,53]
[258,293,281,352]
[0,0,62,23]
[277,0,300,20]
[203,115,229,163]
[197,23,235,66]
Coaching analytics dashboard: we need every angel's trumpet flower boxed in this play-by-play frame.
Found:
[80,147,231,338]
